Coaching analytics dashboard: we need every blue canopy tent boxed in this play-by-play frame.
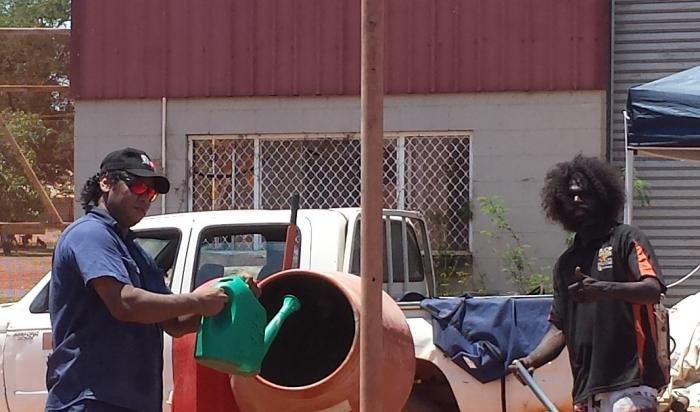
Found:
[624,66,700,290]
[624,65,700,223]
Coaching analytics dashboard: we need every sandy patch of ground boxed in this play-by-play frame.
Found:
[0,229,61,301]
[0,254,52,302]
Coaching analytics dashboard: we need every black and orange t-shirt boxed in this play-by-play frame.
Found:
[549,222,667,403]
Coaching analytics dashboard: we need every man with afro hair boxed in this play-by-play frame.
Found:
[511,155,667,411]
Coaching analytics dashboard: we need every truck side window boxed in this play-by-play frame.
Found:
[192,225,300,291]
[133,229,182,287]
[29,228,182,314]
[29,283,50,313]
[350,216,425,283]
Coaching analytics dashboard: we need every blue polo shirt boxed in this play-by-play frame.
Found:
[46,207,171,412]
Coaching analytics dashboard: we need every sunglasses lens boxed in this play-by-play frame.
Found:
[128,180,158,202]
[129,181,148,195]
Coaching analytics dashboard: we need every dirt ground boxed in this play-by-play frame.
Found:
[0,254,51,302]
[0,230,59,302]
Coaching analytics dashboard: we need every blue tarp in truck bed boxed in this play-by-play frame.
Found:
[421,295,552,383]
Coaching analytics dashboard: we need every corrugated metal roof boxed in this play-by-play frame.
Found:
[71,0,609,99]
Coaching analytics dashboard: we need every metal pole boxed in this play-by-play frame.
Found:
[623,110,633,224]
[161,97,167,215]
[397,136,406,209]
[210,137,216,210]
[253,138,262,251]
[0,113,63,224]
[607,0,616,162]
[187,139,194,211]
[253,139,261,210]
[401,217,409,295]
[360,0,384,408]
[384,216,394,297]
[513,360,559,412]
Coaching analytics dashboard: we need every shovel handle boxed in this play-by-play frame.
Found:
[512,360,559,412]
[282,195,300,270]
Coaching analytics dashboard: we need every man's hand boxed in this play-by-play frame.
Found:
[192,286,229,316]
[236,272,262,298]
[568,266,605,302]
[508,357,535,385]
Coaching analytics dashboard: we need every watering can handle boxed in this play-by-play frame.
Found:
[212,275,257,302]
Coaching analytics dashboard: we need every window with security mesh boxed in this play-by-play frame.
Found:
[189,133,471,251]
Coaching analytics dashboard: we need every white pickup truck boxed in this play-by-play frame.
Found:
[0,208,572,412]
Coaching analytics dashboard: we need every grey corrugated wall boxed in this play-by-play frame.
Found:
[612,0,700,304]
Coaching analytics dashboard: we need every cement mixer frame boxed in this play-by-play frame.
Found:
[0,208,574,412]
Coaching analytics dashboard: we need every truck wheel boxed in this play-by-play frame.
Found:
[403,390,443,412]
[405,360,460,412]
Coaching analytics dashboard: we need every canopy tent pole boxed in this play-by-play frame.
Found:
[623,110,633,225]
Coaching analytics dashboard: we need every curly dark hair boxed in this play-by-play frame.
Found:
[79,171,125,210]
[541,155,625,232]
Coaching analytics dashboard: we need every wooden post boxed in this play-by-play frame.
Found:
[0,85,70,92]
[360,0,384,410]
[0,113,64,224]
[0,28,70,36]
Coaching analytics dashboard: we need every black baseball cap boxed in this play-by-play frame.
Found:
[100,147,170,194]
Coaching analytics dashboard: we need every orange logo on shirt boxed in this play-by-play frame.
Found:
[597,246,613,271]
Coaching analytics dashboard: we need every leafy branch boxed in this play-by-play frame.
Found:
[478,196,551,294]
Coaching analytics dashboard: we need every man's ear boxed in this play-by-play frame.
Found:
[98,176,111,194]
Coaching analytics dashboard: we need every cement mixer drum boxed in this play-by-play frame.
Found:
[231,269,416,412]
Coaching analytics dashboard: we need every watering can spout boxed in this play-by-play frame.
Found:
[263,295,301,355]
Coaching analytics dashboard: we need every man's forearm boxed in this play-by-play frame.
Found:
[162,314,202,337]
[599,277,661,304]
[119,286,203,324]
[527,324,566,369]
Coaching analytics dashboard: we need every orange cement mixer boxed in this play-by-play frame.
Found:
[173,269,416,412]
[230,269,416,411]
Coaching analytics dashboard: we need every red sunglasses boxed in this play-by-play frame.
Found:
[123,178,158,202]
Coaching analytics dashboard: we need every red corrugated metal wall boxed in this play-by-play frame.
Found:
[71,0,609,99]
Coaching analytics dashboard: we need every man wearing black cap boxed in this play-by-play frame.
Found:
[45,148,241,412]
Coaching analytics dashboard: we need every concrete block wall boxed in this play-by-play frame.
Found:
[74,91,605,292]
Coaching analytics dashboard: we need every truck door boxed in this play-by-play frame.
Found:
[132,229,185,411]
[2,228,184,412]
[348,212,435,299]
[3,276,52,412]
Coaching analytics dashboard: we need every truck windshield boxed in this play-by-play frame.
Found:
[191,224,300,290]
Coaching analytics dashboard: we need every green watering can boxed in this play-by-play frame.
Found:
[194,276,301,376]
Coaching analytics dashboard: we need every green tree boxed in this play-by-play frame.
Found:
[0,0,70,27]
[0,0,72,222]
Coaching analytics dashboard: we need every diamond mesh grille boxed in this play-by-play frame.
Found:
[190,133,470,251]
